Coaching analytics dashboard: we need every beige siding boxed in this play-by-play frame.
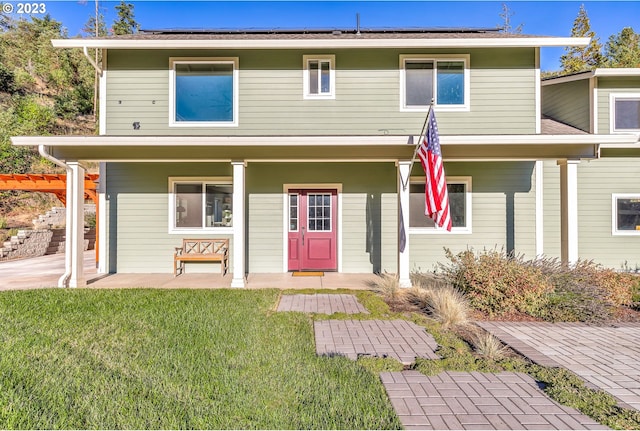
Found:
[247,194,284,273]
[577,158,640,269]
[409,162,537,271]
[107,162,233,273]
[105,48,537,136]
[597,77,640,134]
[542,79,590,132]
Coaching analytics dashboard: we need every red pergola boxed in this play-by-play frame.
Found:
[0,173,100,263]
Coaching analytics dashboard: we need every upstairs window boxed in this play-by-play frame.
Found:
[611,94,640,133]
[169,58,238,127]
[401,55,469,111]
[409,176,472,233]
[303,55,335,99]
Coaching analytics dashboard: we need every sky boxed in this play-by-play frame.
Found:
[3,0,639,71]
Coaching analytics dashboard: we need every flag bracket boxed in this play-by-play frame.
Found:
[401,99,434,192]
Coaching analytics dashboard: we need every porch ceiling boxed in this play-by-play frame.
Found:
[12,134,638,162]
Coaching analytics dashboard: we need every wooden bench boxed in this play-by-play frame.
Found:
[174,239,229,276]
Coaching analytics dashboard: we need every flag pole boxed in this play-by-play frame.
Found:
[401,98,434,191]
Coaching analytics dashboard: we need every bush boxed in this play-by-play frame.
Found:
[405,286,469,329]
[440,248,553,317]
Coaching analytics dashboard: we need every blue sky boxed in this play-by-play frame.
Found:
[6,0,640,71]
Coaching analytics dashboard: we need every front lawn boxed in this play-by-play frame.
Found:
[0,289,401,429]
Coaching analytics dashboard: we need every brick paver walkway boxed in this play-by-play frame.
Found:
[382,370,608,430]
[478,322,640,412]
[277,294,368,314]
[314,319,439,364]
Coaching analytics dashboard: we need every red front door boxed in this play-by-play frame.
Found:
[288,189,338,271]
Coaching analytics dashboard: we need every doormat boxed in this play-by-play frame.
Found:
[292,271,324,277]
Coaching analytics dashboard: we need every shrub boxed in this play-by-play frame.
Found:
[470,331,509,361]
[440,248,553,317]
[366,273,402,303]
[405,286,469,329]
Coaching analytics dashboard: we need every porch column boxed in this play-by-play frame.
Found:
[397,161,412,288]
[97,162,107,274]
[68,161,86,287]
[558,159,580,266]
[231,161,246,288]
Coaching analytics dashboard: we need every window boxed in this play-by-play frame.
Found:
[611,94,640,133]
[169,58,238,127]
[409,177,471,233]
[612,194,640,235]
[169,178,232,233]
[400,55,469,111]
[303,55,335,99]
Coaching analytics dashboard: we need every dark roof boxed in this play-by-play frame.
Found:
[90,27,548,41]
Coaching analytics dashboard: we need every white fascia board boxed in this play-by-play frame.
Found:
[12,133,638,147]
[51,37,590,50]
[542,67,640,86]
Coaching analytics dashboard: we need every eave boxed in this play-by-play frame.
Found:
[12,134,638,162]
[51,37,590,50]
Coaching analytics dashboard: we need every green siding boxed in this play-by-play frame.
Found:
[596,77,640,134]
[245,162,398,273]
[542,79,590,132]
[577,158,640,269]
[409,162,537,271]
[106,162,233,273]
[105,48,537,136]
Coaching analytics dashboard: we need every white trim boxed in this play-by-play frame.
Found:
[590,76,597,134]
[609,93,640,134]
[99,55,107,135]
[558,160,579,265]
[408,176,472,234]
[168,176,234,235]
[68,162,86,287]
[14,133,638,147]
[231,162,245,287]
[168,57,239,128]
[282,183,343,273]
[51,36,591,50]
[542,68,640,86]
[399,54,470,112]
[98,162,108,274]
[535,161,544,257]
[535,48,541,134]
[302,55,335,99]
[612,193,640,236]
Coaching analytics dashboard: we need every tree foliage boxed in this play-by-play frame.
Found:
[603,27,640,68]
[560,4,602,74]
[112,0,139,35]
[499,3,524,34]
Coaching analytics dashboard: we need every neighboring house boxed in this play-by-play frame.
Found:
[11,28,639,288]
[542,69,640,270]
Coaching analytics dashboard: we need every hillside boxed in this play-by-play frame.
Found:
[0,14,96,235]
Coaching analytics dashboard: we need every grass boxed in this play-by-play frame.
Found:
[0,289,401,430]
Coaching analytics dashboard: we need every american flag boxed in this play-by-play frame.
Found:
[417,110,452,231]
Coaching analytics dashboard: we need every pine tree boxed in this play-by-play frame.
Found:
[604,27,640,68]
[560,4,602,74]
[82,11,108,37]
[112,1,139,35]
[499,3,524,34]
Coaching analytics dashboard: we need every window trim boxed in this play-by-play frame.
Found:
[169,57,239,128]
[303,54,335,99]
[609,92,640,134]
[400,54,470,112]
[168,177,234,234]
[408,176,472,234]
[612,193,640,236]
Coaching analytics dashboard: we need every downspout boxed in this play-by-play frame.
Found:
[83,46,103,75]
[39,145,72,288]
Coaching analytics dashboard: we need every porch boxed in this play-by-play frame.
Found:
[0,251,376,290]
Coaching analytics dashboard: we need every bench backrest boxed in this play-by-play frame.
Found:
[182,239,228,255]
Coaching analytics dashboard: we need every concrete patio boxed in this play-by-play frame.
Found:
[0,251,377,290]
